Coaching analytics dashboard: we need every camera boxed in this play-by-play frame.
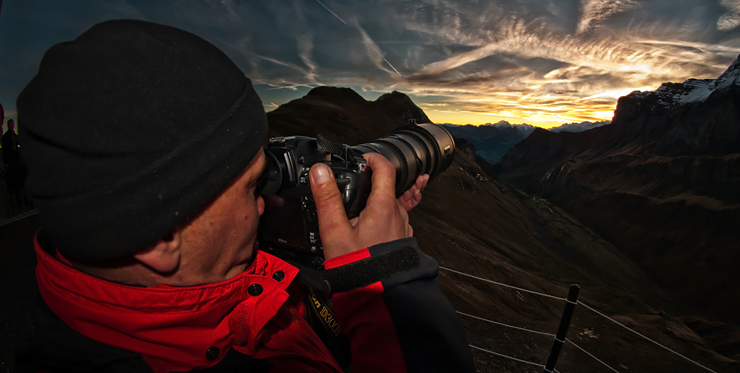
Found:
[257,121,455,266]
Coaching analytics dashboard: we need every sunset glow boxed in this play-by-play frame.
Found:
[2,1,740,129]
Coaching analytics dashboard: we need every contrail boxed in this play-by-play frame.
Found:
[384,57,402,77]
[314,0,401,77]
[315,0,347,25]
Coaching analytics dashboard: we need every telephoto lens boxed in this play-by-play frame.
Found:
[350,121,455,196]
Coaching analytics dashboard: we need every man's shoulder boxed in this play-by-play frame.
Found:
[15,286,152,373]
[15,276,273,373]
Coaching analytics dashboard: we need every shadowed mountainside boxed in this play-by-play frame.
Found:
[498,56,740,365]
[442,123,533,163]
[266,87,430,142]
[264,86,739,372]
[442,121,610,164]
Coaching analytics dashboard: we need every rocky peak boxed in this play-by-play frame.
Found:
[625,54,740,110]
[607,55,740,156]
[375,90,412,104]
[373,90,430,124]
[305,86,366,103]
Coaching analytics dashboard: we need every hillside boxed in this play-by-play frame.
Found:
[264,87,739,372]
[499,56,740,365]
[443,121,610,164]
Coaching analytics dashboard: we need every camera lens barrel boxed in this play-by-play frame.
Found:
[351,123,455,196]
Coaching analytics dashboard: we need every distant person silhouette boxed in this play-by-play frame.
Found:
[2,119,20,166]
[2,119,26,213]
[2,119,27,215]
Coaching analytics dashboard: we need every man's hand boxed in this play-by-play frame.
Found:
[309,153,413,261]
[397,174,429,212]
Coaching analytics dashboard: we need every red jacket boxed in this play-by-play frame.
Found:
[18,232,474,373]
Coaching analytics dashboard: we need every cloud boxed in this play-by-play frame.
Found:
[296,32,320,84]
[252,55,319,90]
[718,0,740,31]
[407,17,737,96]
[3,0,740,127]
[577,0,638,34]
[350,20,402,78]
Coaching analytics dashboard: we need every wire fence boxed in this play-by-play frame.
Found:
[439,266,723,373]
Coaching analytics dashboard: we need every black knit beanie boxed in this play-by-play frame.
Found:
[17,20,268,261]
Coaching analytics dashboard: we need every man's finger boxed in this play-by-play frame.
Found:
[309,163,351,237]
[363,153,396,199]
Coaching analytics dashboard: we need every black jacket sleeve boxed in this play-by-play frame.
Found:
[324,238,475,373]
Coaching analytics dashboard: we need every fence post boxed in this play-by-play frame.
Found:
[543,284,580,373]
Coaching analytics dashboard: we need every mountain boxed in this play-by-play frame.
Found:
[266,87,430,143]
[264,86,739,371]
[444,120,609,163]
[549,120,611,133]
[443,121,536,163]
[499,55,740,332]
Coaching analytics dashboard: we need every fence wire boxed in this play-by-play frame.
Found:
[441,266,720,373]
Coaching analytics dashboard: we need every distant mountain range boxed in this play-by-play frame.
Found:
[264,83,739,371]
[444,120,610,163]
[548,120,611,133]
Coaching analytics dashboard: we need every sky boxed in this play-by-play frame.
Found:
[1,0,740,130]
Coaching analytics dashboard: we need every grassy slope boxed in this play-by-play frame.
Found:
[410,149,738,371]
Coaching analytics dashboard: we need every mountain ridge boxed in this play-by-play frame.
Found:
[499,55,740,329]
[444,120,610,163]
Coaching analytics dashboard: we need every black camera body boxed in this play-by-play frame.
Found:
[258,121,454,267]
[258,135,372,257]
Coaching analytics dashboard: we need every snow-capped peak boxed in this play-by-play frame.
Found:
[673,54,740,105]
[628,54,740,107]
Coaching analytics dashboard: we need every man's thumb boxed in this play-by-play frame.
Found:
[309,163,351,237]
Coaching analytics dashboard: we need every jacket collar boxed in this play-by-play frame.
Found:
[34,232,300,372]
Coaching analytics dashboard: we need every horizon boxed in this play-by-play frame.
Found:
[1,1,740,129]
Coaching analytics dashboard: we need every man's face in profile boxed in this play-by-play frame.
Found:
[173,149,267,285]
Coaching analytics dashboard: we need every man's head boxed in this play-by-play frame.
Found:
[7,119,14,132]
[17,20,269,283]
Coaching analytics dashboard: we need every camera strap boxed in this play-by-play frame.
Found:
[317,134,367,171]
[276,256,351,371]
[304,287,352,371]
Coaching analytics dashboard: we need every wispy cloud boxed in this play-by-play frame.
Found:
[2,0,740,127]
[353,21,402,78]
[577,0,638,34]
[718,0,740,31]
[296,32,320,84]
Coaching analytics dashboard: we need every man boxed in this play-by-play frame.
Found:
[2,119,19,167]
[15,20,474,372]
[2,118,25,212]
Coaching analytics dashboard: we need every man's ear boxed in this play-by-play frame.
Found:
[133,231,182,274]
